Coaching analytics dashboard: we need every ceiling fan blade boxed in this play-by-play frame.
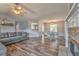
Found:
[5,4,16,7]
[19,4,36,14]
[5,4,17,10]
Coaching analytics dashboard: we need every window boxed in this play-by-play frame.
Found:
[50,24,57,32]
[31,23,38,30]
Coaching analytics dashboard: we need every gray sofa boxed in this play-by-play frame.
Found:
[0,32,29,56]
[0,32,29,45]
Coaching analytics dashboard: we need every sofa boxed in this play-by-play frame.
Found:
[0,32,29,45]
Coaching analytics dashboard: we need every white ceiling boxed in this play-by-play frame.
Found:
[0,3,70,22]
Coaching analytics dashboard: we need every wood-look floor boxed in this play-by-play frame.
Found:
[7,37,65,56]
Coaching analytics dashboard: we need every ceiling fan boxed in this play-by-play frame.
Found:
[6,3,35,15]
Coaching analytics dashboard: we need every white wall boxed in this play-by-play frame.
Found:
[0,26,15,33]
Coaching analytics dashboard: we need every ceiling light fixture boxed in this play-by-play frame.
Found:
[12,6,23,15]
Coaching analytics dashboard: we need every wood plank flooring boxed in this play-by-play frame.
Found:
[7,37,65,56]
